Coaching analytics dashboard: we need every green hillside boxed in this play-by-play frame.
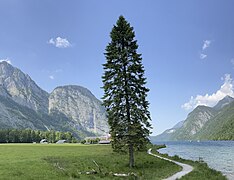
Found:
[195,101,234,140]
[153,96,234,141]
[172,106,217,140]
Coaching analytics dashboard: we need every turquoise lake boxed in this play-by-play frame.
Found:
[153,141,234,180]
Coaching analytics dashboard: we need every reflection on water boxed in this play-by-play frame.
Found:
[154,141,234,180]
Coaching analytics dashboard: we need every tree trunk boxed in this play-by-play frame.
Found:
[129,143,134,168]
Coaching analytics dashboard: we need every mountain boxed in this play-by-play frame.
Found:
[49,85,108,135]
[150,121,184,142]
[0,62,108,138]
[195,101,234,140]
[213,95,234,110]
[171,106,217,140]
[0,95,78,133]
[0,61,49,113]
[172,120,184,129]
[153,96,234,141]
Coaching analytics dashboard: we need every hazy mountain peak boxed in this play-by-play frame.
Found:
[187,105,215,117]
[54,85,96,99]
[213,95,234,110]
[0,60,12,65]
[0,61,49,113]
[0,61,15,76]
[223,95,234,100]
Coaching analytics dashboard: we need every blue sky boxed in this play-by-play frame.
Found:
[0,1,234,135]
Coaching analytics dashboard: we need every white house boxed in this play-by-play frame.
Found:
[40,139,48,144]
[56,140,67,144]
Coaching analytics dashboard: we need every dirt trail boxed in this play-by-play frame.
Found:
[148,148,193,180]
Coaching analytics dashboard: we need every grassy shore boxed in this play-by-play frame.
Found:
[0,143,226,179]
[0,144,180,179]
[152,145,227,180]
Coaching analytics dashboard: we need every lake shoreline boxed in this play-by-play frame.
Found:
[153,141,233,180]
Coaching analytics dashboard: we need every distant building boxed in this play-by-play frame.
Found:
[56,140,67,144]
[85,134,111,141]
[98,140,110,144]
[40,139,48,144]
[85,137,98,141]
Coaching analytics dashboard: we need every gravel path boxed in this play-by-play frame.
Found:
[148,148,193,180]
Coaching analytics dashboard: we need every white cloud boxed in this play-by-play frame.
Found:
[231,58,234,68]
[48,38,54,44]
[0,58,12,64]
[199,40,211,60]
[200,53,207,59]
[182,74,234,110]
[49,75,54,80]
[202,40,211,50]
[44,68,63,80]
[48,37,71,48]
[55,69,63,73]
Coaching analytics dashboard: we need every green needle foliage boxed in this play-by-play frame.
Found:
[102,15,152,168]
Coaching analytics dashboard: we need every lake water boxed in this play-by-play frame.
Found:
[153,141,234,180]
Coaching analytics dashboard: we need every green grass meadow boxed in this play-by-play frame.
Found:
[0,144,180,180]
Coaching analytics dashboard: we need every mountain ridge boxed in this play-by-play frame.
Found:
[213,95,234,110]
[0,61,108,138]
[0,61,49,113]
[152,95,234,141]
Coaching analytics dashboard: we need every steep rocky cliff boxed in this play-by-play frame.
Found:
[49,85,108,135]
[0,61,49,113]
[0,61,108,138]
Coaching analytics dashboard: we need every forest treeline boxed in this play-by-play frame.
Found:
[0,129,77,143]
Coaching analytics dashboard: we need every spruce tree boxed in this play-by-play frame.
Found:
[102,16,152,168]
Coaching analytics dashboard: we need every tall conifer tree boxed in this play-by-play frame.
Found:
[102,16,152,168]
